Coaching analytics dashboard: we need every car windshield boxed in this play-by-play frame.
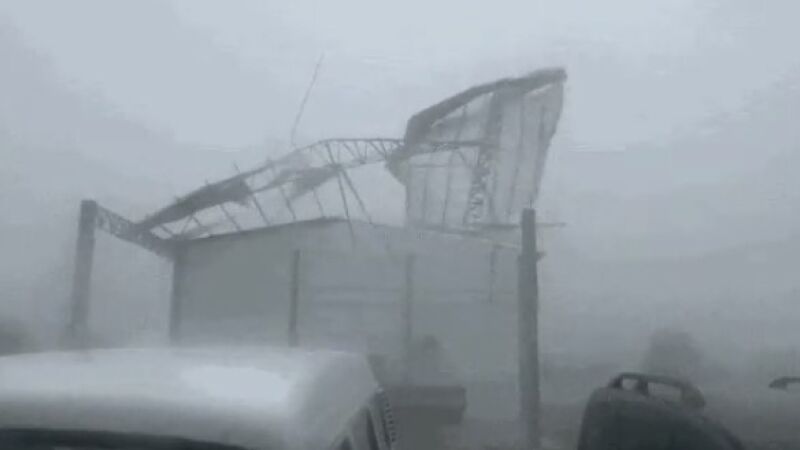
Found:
[0,430,247,450]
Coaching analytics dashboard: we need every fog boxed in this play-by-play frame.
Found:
[2,0,800,377]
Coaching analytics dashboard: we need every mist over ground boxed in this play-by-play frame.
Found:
[2,0,800,376]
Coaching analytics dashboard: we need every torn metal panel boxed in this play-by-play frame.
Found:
[137,177,252,230]
[398,68,566,229]
[402,67,566,145]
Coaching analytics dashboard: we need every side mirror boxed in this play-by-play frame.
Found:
[608,372,706,409]
[769,376,800,391]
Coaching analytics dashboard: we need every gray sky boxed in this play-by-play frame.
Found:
[4,0,798,149]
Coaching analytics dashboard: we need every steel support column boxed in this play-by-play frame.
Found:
[518,208,541,449]
[67,200,98,348]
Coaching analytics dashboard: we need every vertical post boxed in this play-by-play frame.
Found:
[168,244,185,343]
[487,243,499,303]
[518,209,541,449]
[288,249,301,347]
[67,199,98,349]
[404,173,413,227]
[402,254,415,381]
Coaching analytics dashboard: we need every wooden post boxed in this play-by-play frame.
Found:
[288,249,301,346]
[67,199,98,349]
[518,208,541,449]
[403,254,415,381]
[168,245,185,343]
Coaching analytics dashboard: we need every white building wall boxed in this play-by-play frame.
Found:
[175,219,522,419]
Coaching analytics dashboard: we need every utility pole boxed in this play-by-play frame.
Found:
[518,208,541,449]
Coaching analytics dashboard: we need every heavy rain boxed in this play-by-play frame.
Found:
[1,1,799,450]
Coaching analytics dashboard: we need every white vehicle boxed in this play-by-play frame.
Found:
[0,347,395,450]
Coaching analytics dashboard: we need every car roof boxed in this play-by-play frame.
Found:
[0,346,378,450]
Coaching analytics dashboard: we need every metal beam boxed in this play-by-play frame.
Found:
[140,138,474,236]
[95,204,175,258]
[217,202,242,232]
[235,163,271,226]
[462,92,506,226]
[265,158,298,221]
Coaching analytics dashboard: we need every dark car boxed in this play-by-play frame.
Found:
[577,372,746,450]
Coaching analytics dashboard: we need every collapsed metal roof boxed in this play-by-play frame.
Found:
[136,67,567,240]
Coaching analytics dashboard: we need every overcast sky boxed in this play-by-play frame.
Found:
[3,0,798,150]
